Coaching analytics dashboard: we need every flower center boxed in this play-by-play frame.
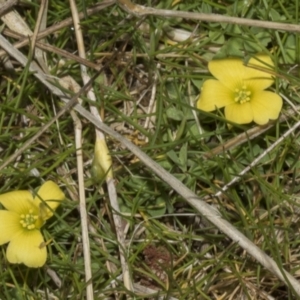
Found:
[234,85,251,104]
[20,209,41,230]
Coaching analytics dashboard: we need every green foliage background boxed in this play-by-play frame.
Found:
[1,0,300,299]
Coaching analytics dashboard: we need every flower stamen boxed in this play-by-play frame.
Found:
[20,209,39,230]
[234,85,251,104]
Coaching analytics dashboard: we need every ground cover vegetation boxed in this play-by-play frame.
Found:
[1,0,300,299]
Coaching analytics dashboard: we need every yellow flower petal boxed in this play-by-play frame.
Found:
[34,181,65,219]
[0,211,22,245]
[6,230,47,268]
[208,58,248,90]
[224,102,254,124]
[246,55,274,77]
[197,80,233,111]
[251,91,283,125]
[208,55,274,91]
[244,55,275,90]
[0,191,36,214]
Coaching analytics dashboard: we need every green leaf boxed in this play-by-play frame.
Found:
[209,31,225,45]
[146,197,167,217]
[166,107,184,121]
[179,143,188,171]
[167,150,181,165]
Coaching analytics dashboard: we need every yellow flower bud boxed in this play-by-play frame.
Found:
[92,139,113,181]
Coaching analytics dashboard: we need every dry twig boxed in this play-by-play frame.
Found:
[69,0,132,293]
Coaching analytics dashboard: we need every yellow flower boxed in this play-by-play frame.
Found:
[197,55,282,125]
[0,181,65,268]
